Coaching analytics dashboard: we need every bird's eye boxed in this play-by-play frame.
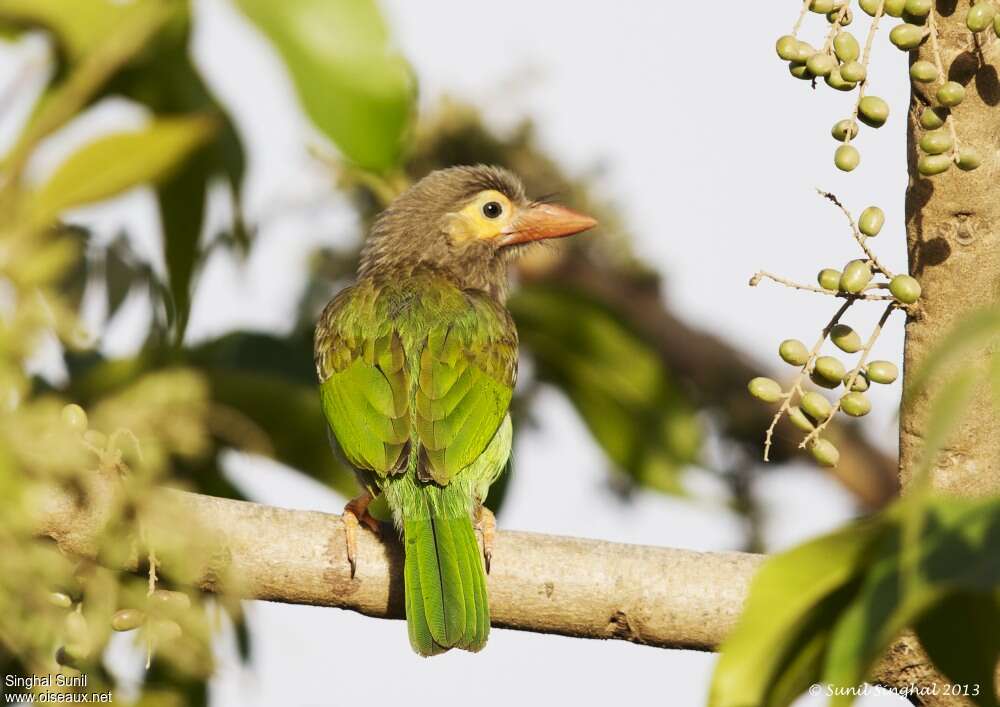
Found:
[482,201,503,219]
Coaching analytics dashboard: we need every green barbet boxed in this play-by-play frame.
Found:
[314,166,597,656]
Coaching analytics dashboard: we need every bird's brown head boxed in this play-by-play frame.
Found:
[358,165,597,299]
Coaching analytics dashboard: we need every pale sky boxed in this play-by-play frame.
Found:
[2,1,913,705]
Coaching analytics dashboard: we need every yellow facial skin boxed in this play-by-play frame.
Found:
[444,190,517,244]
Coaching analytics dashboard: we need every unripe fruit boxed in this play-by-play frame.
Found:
[61,404,87,432]
[831,119,859,141]
[831,324,862,353]
[937,81,965,106]
[858,96,890,128]
[919,107,946,129]
[793,41,815,63]
[829,7,853,24]
[844,371,870,391]
[111,609,146,632]
[890,23,927,50]
[789,62,813,80]
[967,2,996,32]
[801,391,833,422]
[840,391,872,417]
[839,260,873,293]
[890,274,922,303]
[818,268,842,290]
[807,52,837,77]
[909,60,938,83]
[840,61,866,82]
[825,68,857,91]
[811,438,841,467]
[904,0,932,16]
[749,377,782,402]
[150,619,183,643]
[918,154,951,176]
[779,339,811,366]
[867,360,899,384]
[810,0,836,12]
[49,592,73,609]
[834,32,860,62]
[957,147,982,171]
[885,0,907,17]
[814,355,847,385]
[776,35,800,60]
[65,611,88,642]
[150,589,192,611]
[918,129,953,155]
[835,144,860,171]
[789,406,816,432]
[858,206,885,236]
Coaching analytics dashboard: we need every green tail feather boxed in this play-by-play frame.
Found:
[403,511,490,656]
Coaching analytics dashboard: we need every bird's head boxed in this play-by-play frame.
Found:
[358,165,597,298]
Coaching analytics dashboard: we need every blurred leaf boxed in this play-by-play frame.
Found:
[236,0,415,172]
[906,306,1000,397]
[710,517,889,707]
[0,0,127,60]
[510,283,700,493]
[104,235,151,321]
[916,592,1000,707]
[31,115,215,223]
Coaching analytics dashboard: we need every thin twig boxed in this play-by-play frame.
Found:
[817,189,896,278]
[822,4,851,53]
[793,0,813,36]
[751,271,896,300]
[763,299,853,462]
[843,0,886,144]
[800,303,898,448]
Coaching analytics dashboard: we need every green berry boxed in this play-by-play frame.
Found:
[810,438,841,467]
[825,68,857,91]
[65,611,88,642]
[835,144,860,171]
[151,619,183,643]
[858,96,890,127]
[49,592,73,609]
[844,371,870,391]
[829,7,853,24]
[61,403,87,432]
[904,0,932,15]
[889,274,922,303]
[789,406,816,432]
[814,355,847,385]
[918,154,952,175]
[967,2,996,32]
[920,107,947,130]
[890,23,927,50]
[909,60,938,83]
[831,119,859,141]
[831,324,862,353]
[834,32,861,62]
[859,206,885,236]
[840,391,872,417]
[810,0,836,12]
[150,589,192,611]
[779,339,811,366]
[919,129,953,155]
[867,360,899,384]
[111,609,146,632]
[937,81,966,106]
[807,52,837,77]
[818,268,842,290]
[885,0,907,17]
[749,377,783,403]
[840,259,873,293]
[789,62,813,80]
[801,391,833,422]
[840,60,866,82]
[793,41,815,62]
[957,147,982,171]
[776,35,800,60]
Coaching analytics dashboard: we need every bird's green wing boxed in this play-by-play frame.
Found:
[414,293,517,485]
[315,283,410,475]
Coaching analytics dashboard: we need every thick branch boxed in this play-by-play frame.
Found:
[37,475,761,651]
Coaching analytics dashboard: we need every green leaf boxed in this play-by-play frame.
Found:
[916,592,1000,707]
[235,0,415,172]
[0,0,127,60]
[709,516,889,707]
[31,116,215,224]
[905,306,1000,398]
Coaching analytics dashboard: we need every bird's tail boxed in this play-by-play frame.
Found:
[402,498,490,656]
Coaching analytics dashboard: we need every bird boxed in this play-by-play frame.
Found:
[314,165,596,656]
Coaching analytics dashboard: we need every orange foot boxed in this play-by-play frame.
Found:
[474,505,496,574]
[342,492,381,578]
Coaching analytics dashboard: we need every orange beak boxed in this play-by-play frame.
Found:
[497,203,598,247]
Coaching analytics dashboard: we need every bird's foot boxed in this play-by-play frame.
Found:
[474,505,496,574]
[342,493,380,578]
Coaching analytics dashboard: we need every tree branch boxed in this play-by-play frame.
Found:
[36,473,762,651]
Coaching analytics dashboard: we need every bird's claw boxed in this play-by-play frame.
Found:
[474,505,496,574]
[342,493,380,579]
